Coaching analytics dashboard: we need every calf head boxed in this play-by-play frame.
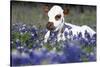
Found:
[43,5,69,32]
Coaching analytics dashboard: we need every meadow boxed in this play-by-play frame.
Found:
[11,1,96,66]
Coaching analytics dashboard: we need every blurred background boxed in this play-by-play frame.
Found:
[11,1,96,30]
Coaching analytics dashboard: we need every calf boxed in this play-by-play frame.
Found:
[44,5,96,42]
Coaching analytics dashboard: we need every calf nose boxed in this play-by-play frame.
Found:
[46,22,55,31]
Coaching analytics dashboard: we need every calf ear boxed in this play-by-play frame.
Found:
[63,7,69,16]
[42,4,50,15]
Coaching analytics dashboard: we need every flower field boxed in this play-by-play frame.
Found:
[11,1,96,66]
[11,23,96,66]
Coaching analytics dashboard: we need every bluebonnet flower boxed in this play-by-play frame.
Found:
[90,34,96,45]
[11,50,21,66]
[78,32,82,39]
[84,30,91,42]
[64,31,68,36]
[29,49,45,65]
[73,35,77,40]
[63,42,82,62]
[46,49,59,63]
[11,23,96,66]
[15,39,21,47]
[11,49,31,66]
[88,52,96,61]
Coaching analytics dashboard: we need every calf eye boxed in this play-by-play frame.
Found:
[55,14,61,21]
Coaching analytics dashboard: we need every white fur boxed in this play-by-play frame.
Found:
[44,5,95,42]
[48,5,64,30]
[44,31,50,42]
[64,23,96,38]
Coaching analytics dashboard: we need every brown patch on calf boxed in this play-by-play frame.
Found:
[63,6,69,16]
[55,14,61,21]
[46,22,55,31]
[42,4,49,15]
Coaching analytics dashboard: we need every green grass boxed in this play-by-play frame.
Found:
[11,2,96,30]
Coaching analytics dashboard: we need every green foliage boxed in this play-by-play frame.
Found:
[12,32,31,47]
[44,44,53,51]
[20,33,30,43]
[83,45,94,53]
[11,2,96,30]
